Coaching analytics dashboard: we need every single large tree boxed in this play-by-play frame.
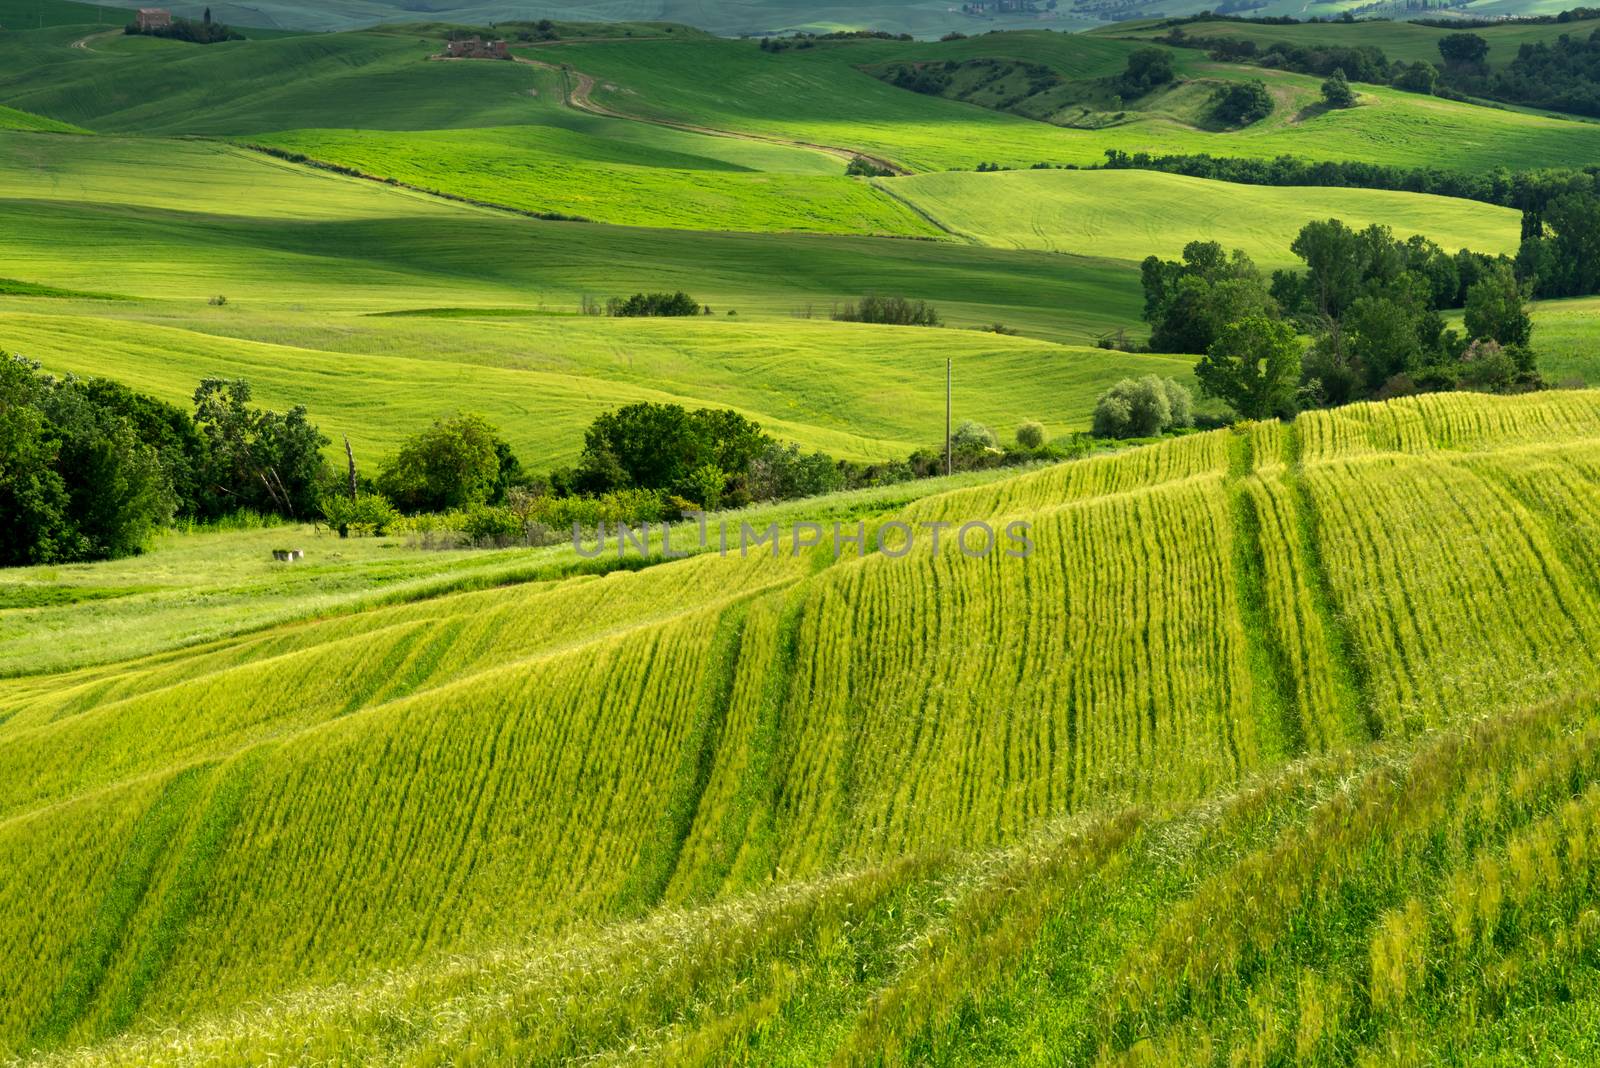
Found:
[1322,68,1357,108]
[1438,33,1490,76]
[378,413,504,513]
[1196,317,1303,420]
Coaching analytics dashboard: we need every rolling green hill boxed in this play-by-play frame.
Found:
[5,7,1600,1062]
[1107,14,1600,71]
[0,30,554,133]
[6,390,1600,1063]
[537,34,1600,172]
[3,308,1190,470]
[7,23,1600,176]
[0,130,1142,334]
[74,0,1101,35]
[880,168,1524,265]
[0,101,85,131]
[251,124,938,236]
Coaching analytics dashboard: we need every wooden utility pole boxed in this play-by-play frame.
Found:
[945,358,952,477]
[344,435,358,499]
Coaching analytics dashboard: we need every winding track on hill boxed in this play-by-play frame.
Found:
[517,54,910,176]
[69,29,122,53]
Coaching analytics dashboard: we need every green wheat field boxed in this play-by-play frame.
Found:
[5,0,1600,1063]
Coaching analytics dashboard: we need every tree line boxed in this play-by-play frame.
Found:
[1099,152,1600,303]
[2,346,1084,563]
[414,402,1079,547]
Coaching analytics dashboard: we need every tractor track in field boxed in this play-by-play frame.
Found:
[517,54,910,176]
[69,29,123,53]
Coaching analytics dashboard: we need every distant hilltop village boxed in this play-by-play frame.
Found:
[960,0,1048,13]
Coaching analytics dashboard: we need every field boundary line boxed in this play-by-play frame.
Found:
[868,178,970,241]
[233,141,597,223]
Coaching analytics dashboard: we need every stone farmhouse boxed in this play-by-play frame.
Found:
[443,37,511,60]
[136,8,173,31]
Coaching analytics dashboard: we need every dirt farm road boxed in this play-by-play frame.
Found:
[516,53,909,176]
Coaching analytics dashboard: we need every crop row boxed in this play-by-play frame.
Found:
[1295,390,1600,464]
[1302,452,1600,734]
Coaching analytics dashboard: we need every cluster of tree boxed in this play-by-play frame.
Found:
[1518,188,1600,298]
[606,291,702,317]
[846,156,896,177]
[1415,7,1600,27]
[882,56,1062,112]
[1095,149,1600,210]
[1115,48,1177,97]
[1097,150,1600,304]
[561,403,768,509]
[761,29,911,51]
[1,360,327,565]
[758,35,814,51]
[1278,221,1533,405]
[1140,221,1540,420]
[374,413,522,514]
[832,295,941,326]
[1140,241,1276,354]
[125,9,241,43]
[1209,80,1274,125]
[504,19,560,42]
[1091,376,1195,439]
[1147,12,1327,29]
[887,62,954,95]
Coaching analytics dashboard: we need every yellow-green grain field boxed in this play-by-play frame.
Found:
[7,391,1600,1064]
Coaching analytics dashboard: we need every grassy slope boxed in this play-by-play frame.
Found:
[4,308,1189,467]
[0,29,555,133]
[1107,14,1600,70]
[0,103,86,132]
[82,0,1100,35]
[543,34,1600,171]
[0,129,1140,328]
[7,26,1600,174]
[1523,294,1600,385]
[5,391,1600,1061]
[0,27,947,238]
[0,0,111,27]
[251,125,939,236]
[882,167,1524,266]
[29,688,1600,1066]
